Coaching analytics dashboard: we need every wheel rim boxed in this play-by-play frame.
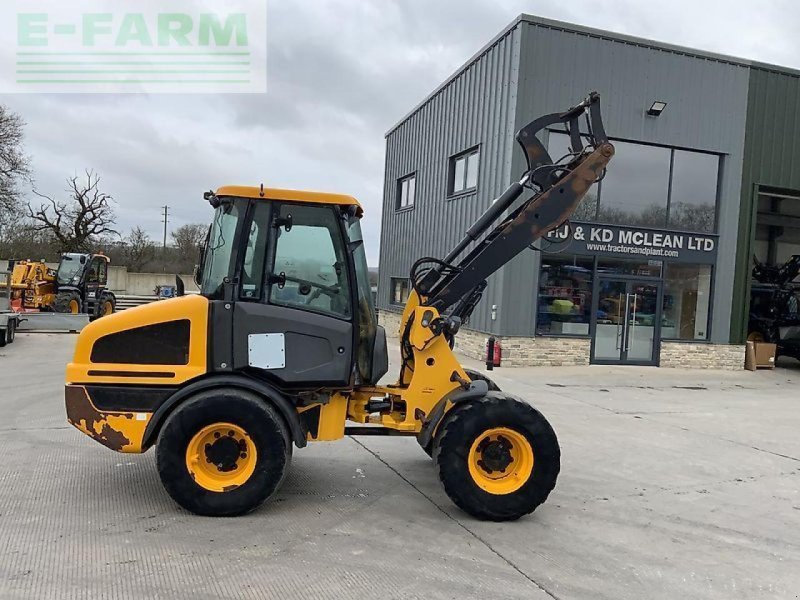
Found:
[468,427,534,495]
[102,301,113,316]
[747,331,765,342]
[185,423,257,492]
[68,299,79,314]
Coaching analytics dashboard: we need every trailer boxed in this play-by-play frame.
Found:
[0,271,20,347]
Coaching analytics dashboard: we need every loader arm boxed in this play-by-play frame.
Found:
[415,92,614,317]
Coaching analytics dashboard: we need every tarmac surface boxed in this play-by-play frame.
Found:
[1,332,798,599]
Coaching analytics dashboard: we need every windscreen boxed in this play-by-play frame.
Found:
[57,254,84,285]
[200,200,242,299]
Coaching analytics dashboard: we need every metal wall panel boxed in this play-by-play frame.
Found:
[731,67,800,342]
[505,21,750,342]
[379,15,754,344]
[376,25,522,334]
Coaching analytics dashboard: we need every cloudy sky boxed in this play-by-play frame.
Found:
[1,0,797,264]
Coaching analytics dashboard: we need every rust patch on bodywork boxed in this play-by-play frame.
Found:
[65,385,150,453]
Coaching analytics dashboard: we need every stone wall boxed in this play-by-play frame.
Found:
[379,310,746,370]
[660,341,745,370]
[378,309,403,338]
[378,309,590,367]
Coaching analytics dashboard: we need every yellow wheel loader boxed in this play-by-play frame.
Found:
[65,93,614,520]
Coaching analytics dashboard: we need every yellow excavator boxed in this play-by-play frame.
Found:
[65,93,614,520]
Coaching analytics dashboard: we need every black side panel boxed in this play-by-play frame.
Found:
[208,300,234,372]
[232,303,353,387]
[86,385,176,411]
[369,325,389,384]
[91,320,190,365]
[299,404,321,439]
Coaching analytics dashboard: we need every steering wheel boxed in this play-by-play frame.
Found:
[282,275,340,304]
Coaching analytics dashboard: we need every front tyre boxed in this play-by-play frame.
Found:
[433,393,560,521]
[54,291,81,314]
[156,389,291,516]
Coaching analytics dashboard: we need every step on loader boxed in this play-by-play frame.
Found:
[65,93,614,520]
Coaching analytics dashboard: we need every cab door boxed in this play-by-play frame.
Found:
[84,255,107,310]
[231,201,355,388]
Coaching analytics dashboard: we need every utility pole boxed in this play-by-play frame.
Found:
[161,205,169,250]
[161,206,170,273]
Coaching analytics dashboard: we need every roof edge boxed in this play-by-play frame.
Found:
[385,13,800,138]
[384,15,526,138]
[517,14,800,78]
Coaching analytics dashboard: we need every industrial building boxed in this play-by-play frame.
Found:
[377,14,800,367]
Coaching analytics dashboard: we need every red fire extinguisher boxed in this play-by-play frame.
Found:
[485,337,502,370]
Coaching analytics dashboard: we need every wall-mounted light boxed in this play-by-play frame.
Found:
[647,101,667,117]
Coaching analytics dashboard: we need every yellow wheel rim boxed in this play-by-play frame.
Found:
[102,301,113,316]
[68,299,79,314]
[747,331,765,342]
[185,423,257,492]
[468,427,534,495]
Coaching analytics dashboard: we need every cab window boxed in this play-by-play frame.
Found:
[240,203,270,300]
[268,204,352,319]
[87,257,106,284]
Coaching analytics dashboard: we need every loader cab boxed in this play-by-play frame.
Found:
[198,187,388,388]
[57,253,108,288]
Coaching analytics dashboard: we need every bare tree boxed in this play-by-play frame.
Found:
[171,223,208,272]
[27,170,117,253]
[124,226,155,272]
[0,105,31,237]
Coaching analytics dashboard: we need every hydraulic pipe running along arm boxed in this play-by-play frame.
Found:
[410,92,614,325]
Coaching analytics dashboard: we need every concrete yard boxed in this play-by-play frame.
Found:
[1,333,798,599]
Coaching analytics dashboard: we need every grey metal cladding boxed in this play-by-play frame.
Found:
[377,25,522,334]
[379,15,751,343]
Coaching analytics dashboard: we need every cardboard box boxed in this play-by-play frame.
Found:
[745,341,776,370]
[755,342,777,368]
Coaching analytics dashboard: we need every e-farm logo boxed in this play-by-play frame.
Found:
[2,0,267,93]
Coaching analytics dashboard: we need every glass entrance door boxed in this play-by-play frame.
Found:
[593,279,661,365]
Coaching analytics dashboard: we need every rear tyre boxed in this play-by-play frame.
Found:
[0,328,6,348]
[433,393,560,521]
[156,389,291,516]
[463,368,501,391]
[6,320,15,345]
[54,291,81,314]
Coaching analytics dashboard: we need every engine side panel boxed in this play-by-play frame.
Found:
[66,294,209,386]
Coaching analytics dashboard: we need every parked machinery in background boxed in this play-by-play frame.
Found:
[9,253,116,320]
[9,259,56,311]
[749,255,800,359]
[0,269,20,347]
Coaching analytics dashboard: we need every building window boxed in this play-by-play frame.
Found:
[390,277,410,305]
[661,264,712,340]
[536,254,593,336]
[449,147,480,196]
[597,141,671,228]
[668,150,719,233]
[397,173,416,210]
[547,131,719,233]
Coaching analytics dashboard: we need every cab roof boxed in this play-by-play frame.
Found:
[216,186,362,213]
